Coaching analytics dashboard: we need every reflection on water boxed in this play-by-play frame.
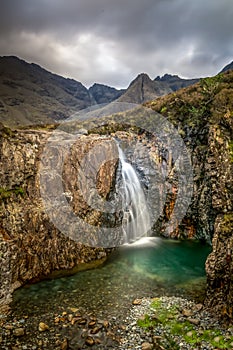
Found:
[12,238,211,319]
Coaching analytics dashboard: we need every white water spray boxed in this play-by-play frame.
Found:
[117,145,151,244]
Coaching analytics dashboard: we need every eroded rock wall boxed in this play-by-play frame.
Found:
[205,122,233,319]
[0,126,117,312]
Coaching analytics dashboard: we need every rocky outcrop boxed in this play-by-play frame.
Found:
[145,71,233,319]
[205,122,233,320]
[0,124,118,312]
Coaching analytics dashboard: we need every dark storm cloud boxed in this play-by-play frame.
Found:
[0,0,233,87]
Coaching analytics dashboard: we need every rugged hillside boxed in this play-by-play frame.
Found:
[89,83,125,104]
[117,73,172,103]
[145,71,233,320]
[0,56,94,127]
[1,56,232,128]
[155,74,199,91]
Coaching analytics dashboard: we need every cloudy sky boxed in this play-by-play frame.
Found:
[0,0,233,88]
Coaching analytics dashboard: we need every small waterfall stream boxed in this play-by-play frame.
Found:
[117,145,151,244]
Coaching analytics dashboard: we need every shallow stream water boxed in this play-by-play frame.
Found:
[12,237,211,321]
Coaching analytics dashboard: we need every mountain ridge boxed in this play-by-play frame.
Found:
[0,55,233,126]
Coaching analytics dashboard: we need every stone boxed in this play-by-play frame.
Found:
[193,303,203,312]
[90,326,101,334]
[67,314,73,322]
[141,342,153,350]
[69,307,79,313]
[186,331,193,337]
[60,338,69,350]
[214,336,220,342]
[77,318,87,325]
[13,327,25,337]
[54,317,60,323]
[182,308,193,317]
[4,324,14,330]
[38,322,49,332]
[187,318,200,326]
[88,320,96,328]
[85,336,95,346]
[103,320,109,328]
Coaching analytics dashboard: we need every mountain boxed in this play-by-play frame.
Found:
[0,56,95,127]
[1,55,233,127]
[117,73,172,104]
[220,60,233,73]
[154,74,199,91]
[89,83,125,104]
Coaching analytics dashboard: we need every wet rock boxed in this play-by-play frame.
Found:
[13,327,25,337]
[38,322,49,332]
[60,337,69,350]
[103,320,109,328]
[88,320,96,328]
[85,336,95,346]
[90,326,102,334]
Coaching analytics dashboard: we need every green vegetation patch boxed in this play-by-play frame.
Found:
[229,140,233,163]
[137,298,233,349]
[0,186,25,200]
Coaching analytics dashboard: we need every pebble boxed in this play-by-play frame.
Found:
[141,342,153,350]
[187,317,200,325]
[1,296,232,349]
[13,327,25,337]
[38,322,49,332]
[85,336,95,346]
[60,337,68,350]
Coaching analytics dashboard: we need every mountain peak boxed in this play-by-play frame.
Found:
[117,72,172,104]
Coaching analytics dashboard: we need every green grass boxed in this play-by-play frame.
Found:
[0,186,25,200]
[137,298,233,349]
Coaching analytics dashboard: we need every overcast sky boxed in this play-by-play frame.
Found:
[0,0,233,88]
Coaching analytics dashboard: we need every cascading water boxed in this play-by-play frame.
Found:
[117,145,151,244]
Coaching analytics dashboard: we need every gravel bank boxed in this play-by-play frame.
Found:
[119,296,233,350]
[1,296,233,349]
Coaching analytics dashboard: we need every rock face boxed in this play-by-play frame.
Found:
[0,124,118,312]
[145,70,233,319]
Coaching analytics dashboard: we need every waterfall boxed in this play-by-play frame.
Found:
[117,145,151,244]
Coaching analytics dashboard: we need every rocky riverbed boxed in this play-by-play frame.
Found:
[1,296,232,349]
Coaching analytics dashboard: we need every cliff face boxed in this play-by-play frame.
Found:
[0,125,118,312]
[205,122,233,319]
[145,71,233,319]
